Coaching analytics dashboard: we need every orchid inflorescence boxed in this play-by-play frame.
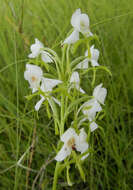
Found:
[24,8,110,189]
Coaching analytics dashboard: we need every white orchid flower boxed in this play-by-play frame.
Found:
[80,84,107,131]
[82,98,102,121]
[63,9,93,44]
[90,121,98,132]
[80,99,101,132]
[28,38,53,63]
[70,71,85,93]
[35,77,62,111]
[77,45,100,69]
[93,83,107,105]
[24,64,43,93]
[55,128,89,162]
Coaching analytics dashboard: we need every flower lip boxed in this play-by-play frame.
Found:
[67,137,76,149]
[31,76,37,82]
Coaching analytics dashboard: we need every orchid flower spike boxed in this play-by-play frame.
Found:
[63,8,93,44]
[70,71,85,93]
[35,77,62,111]
[76,45,100,69]
[28,38,53,63]
[55,128,89,162]
[24,64,43,93]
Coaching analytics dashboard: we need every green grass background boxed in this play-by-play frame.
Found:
[0,0,133,189]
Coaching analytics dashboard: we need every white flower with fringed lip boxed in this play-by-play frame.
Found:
[76,45,100,69]
[63,9,93,44]
[69,71,85,93]
[35,77,62,111]
[24,64,43,93]
[81,83,107,131]
[28,38,53,63]
[55,128,89,162]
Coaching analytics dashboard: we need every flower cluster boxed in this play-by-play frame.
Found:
[24,8,109,189]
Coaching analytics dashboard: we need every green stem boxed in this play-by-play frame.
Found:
[66,45,71,74]
[61,44,67,77]
[55,60,62,80]
[60,95,65,136]
[52,162,60,190]
[91,68,96,87]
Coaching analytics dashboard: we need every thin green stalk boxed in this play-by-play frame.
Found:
[60,94,65,136]
[52,162,60,190]
[61,44,67,76]
[91,69,96,87]
[14,31,20,190]
[66,45,71,74]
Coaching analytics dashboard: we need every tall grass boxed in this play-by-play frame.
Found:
[0,0,133,189]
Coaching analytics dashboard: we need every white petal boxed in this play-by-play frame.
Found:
[63,30,79,44]
[28,53,35,58]
[79,87,85,94]
[79,128,87,139]
[29,38,44,58]
[86,31,93,37]
[81,153,89,160]
[90,122,98,132]
[91,60,99,67]
[85,49,88,57]
[78,118,87,127]
[55,144,71,162]
[35,38,44,47]
[93,84,107,104]
[82,99,102,121]
[76,58,89,69]
[32,88,38,93]
[90,45,99,62]
[41,51,53,63]
[76,128,89,153]
[71,9,81,28]
[78,13,90,34]
[70,72,80,84]
[41,77,62,92]
[24,64,43,91]
[61,128,77,143]
[52,97,61,106]
[35,96,45,111]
